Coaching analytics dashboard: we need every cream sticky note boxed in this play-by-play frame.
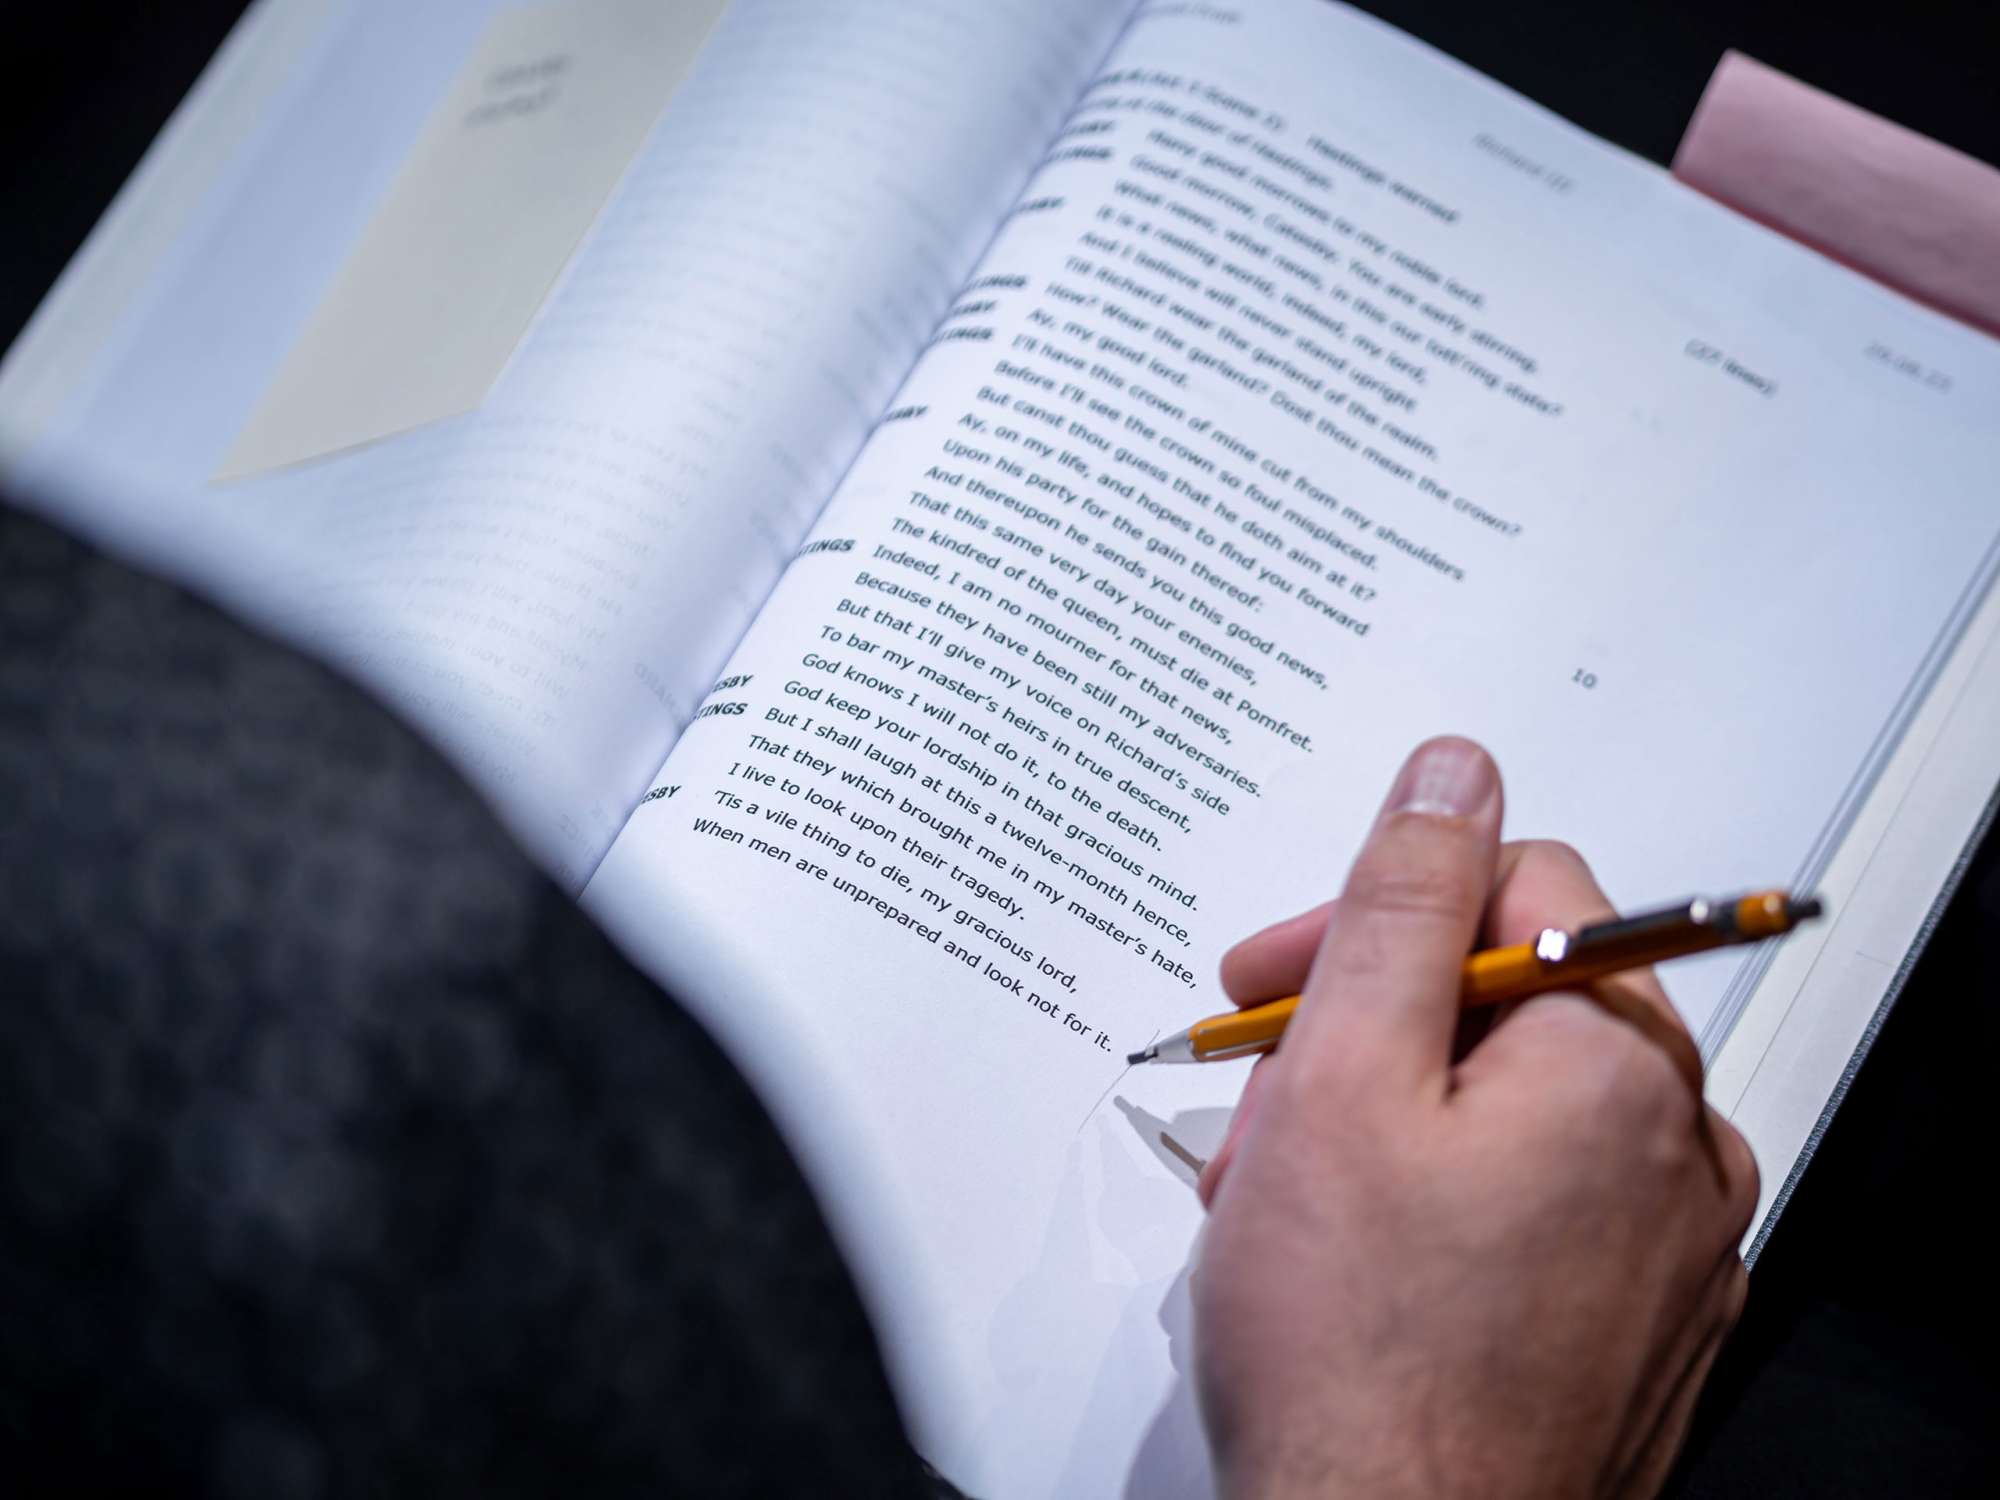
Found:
[218,0,729,480]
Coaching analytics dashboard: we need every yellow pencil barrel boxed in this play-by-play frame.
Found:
[1164,889,1817,1064]
[1188,995,1299,1061]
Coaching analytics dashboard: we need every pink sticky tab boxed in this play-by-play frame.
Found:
[1674,51,2000,338]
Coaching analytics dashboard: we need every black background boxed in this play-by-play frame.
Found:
[6,3,1998,1493]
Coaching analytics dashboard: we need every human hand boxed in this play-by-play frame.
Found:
[1192,736,1758,1500]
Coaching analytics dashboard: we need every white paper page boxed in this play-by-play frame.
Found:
[2,0,1134,887]
[584,1,2000,1493]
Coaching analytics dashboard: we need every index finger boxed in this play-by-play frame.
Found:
[1217,900,1336,1006]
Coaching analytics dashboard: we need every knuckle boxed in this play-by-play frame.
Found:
[1512,838,1617,920]
[1522,838,1594,883]
[1344,848,1478,925]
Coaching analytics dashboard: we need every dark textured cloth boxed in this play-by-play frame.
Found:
[0,503,934,1498]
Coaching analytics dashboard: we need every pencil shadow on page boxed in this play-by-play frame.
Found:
[1109,1096,1236,1498]
[1006,1095,1233,1495]
[1111,1096,1234,1189]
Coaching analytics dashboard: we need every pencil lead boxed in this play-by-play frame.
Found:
[1788,892,1825,924]
[1126,1046,1156,1065]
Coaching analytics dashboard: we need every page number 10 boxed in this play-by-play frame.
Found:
[1572,668,1599,690]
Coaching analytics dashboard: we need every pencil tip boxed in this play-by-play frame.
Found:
[1789,892,1825,924]
[1126,1048,1154,1065]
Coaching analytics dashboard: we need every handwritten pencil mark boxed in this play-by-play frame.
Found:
[1076,1029,1159,1136]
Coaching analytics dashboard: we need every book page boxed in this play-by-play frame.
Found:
[582,1,2000,1492]
[2,0,1133,887]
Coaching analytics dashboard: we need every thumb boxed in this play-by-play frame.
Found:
[1284,736,1502,1100]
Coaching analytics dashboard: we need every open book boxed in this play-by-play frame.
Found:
[6,0,1999,1493]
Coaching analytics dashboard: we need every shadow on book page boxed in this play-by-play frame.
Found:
[975,1097,1233,1497]
[214,0,727,482]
